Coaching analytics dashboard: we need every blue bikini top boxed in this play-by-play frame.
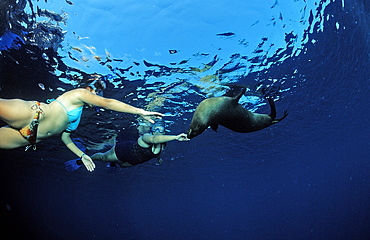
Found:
[52,99,83,132]
[65,106,83,131]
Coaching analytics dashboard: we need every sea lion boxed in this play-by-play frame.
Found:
[187,86,288,139]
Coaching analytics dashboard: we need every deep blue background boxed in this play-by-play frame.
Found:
[1,1,370,240]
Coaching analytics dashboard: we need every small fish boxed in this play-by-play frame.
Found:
[71,47,82,52]
[216,32,235,37]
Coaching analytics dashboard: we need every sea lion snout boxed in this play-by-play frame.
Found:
[187,123,206,139]
[187,129,195,139]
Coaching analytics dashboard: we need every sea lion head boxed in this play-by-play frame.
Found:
[187,97,222,139]
[187,122,208,139]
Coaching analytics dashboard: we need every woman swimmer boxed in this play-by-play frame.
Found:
[0,76,163,171]
[64,118,189,172]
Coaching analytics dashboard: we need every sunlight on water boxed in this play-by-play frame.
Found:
[18,0,330,101]
[1,0,330,118]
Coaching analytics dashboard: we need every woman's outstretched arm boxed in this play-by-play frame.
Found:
[142,133,189,144]
[74,89,163,123]
[57,89,163,123]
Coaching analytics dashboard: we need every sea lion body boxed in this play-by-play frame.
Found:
[187,87,287,139]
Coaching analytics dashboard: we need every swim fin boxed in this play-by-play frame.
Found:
[106,162,117,173]
[64,159,83,172]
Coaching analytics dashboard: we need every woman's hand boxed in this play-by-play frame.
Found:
[81,154,96,172]
[139,110,164,123]
[176,133,190,141]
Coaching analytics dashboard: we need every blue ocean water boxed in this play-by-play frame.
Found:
[0,0,369,239]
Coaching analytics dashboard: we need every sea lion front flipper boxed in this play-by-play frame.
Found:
[231,86,246,103]
[223,85,247,103]
[210,124,219,132]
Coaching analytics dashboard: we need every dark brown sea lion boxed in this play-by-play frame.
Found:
[187,86,288,139]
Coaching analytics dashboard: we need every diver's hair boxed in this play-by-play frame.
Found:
[78,75,107,90]
[89,79,106,91]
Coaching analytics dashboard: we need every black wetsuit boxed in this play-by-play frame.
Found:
[115,141,160,166]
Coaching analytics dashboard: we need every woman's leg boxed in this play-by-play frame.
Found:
[0,99,35,128]
[90,142,133,167]
[90,145,132,167]
[90,147,119,162]
[0,99,38,149]
[0,126,30,149]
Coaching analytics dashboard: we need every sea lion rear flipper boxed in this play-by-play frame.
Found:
[272,110,289,123]
[267,97,277,120]
[210,124,219,132]
[267,97,289,124]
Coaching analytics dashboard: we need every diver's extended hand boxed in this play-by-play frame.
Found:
[81,154,96,172]
[177,133,190,141]
[139,110,164,123]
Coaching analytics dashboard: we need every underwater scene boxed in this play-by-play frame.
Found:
[0,0,369,239]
